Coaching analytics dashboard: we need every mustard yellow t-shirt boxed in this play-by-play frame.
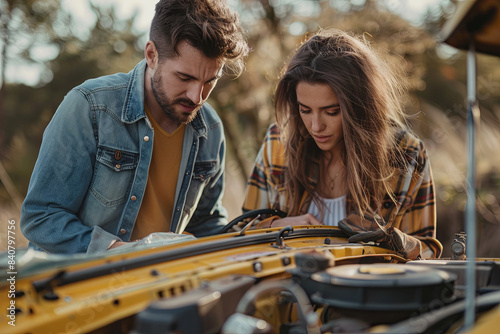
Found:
[131,107,185,240]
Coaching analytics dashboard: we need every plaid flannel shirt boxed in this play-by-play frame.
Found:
[242,124,442,258]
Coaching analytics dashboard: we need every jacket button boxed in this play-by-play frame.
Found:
[144,136,150,142]
[131,195,137,201]
[120,229,126,234]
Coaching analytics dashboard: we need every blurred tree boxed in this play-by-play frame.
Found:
[211,0,300,179]
[0,0,62,208]
[0,0,62,153]
[416,0,500,256]
[1,0,142,203]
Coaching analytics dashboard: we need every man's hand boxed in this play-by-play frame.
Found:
[108,240,127,250]
[271,214,322,228]
[338,212,422,260]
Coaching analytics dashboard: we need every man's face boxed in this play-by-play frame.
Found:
[150,40,224,125]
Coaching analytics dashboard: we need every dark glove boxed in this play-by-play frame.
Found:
[338,213,422,260]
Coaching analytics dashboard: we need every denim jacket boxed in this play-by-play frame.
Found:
[20,60,228,254]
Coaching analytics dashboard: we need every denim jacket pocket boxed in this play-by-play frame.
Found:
[192,161,218,181]
[184,160,219,214]
[91,146,138,206]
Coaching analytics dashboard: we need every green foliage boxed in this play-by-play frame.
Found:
[0,0,143,197]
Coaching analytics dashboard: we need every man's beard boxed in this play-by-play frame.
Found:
[151,73,201,125]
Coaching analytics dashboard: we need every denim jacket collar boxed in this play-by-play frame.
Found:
[122,60,147,124]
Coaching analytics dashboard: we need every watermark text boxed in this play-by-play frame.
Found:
[6,219,17,327]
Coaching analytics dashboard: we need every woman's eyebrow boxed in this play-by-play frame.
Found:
[297,101,340,109]
[321,104,340,110]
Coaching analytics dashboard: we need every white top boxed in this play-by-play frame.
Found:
[307,195,346,226]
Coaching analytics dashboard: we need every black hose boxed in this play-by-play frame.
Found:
[219,208,287,233]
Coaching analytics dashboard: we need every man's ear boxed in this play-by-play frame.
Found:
[145,41,158,68]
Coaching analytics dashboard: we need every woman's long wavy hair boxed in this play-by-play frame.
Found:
[274,28,409,216]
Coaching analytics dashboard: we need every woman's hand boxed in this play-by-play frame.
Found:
[338,212,422,260]
[271,213,322,227]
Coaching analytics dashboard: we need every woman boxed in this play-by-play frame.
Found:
[242,29,442,259]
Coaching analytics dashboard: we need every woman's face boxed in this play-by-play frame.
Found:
[296,82,344,155]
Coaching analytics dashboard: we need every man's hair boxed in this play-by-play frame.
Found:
[149,0,249,76]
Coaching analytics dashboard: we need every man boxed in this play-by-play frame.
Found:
[20,0,249,254]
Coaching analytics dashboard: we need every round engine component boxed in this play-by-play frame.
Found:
[298,263,457,325]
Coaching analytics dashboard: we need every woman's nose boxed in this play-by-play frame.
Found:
[311,113,325,132]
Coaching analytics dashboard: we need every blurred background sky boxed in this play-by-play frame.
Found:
[1,0,499,258]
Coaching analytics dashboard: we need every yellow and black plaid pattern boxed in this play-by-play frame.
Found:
[242,124,442,258]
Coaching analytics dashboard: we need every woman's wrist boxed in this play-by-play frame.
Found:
[255,216,280,229]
